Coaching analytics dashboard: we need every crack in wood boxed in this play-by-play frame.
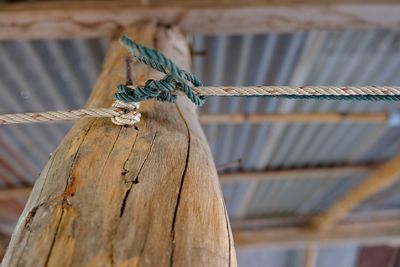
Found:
[108,127,139,265]
[44,207,64,267]
[119,131,157,218]
[223,203,232,267]
[119,186,132,218]
[169,104,191,267]
[24,206,39,231]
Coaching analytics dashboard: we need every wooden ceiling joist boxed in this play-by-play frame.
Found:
[1,1,400,40]
[199,112,390,124]
[220,163,377,183]
[230,208,400,229]
[234,220,400,248]
[0,188,31,201]
[311,154,400,231]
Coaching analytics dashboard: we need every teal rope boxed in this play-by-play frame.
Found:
[116,36,400,105]
[116,36,205,106]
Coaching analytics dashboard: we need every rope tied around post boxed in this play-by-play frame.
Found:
[115,35,206,106]
[110,100,141,126]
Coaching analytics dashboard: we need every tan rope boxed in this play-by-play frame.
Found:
[1,86,400,126]
[190,86,400,96]
[0,100,141,126]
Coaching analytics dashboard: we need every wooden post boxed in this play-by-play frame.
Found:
[2,22,236,267]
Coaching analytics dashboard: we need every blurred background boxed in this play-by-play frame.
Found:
[1,0,400,266]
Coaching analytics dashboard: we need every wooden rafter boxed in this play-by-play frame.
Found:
[220,163,376,183]
[0,188,31,201]
[1,0,400,40]
[199,112,390,124]
[230,208,400,229]
[310,154,400,231]
[234,220,400,248]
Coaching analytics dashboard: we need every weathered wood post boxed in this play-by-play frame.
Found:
[2,22,236,267]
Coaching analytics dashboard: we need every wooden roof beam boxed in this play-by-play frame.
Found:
[310,154,400,231]
[1,1,400,40]
[234,220,400,248]
[0,188,31,201]
[231,208,400,229]
[220,163,377,183]
[199,112,393,124]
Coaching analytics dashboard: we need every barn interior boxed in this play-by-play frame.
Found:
[0,1,400,266]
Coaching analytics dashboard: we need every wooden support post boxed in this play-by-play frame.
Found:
[2,22,236,266]
[311,154,400,231]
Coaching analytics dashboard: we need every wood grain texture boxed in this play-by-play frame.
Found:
[311,154,400,231]
[1,1,400,40]
[2,22,236,267]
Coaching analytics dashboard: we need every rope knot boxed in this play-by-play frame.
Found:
[111,100,141,126]
[115,36,205,106]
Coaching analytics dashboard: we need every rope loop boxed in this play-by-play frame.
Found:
[111,100,141,126]
[115,36,205,106]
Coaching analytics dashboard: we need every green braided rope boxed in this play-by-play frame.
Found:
[115,35,400,105]
[115,75,176,103]
[120,36,201,86]
[116,36,205,106]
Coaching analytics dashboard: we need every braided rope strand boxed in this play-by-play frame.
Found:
[0,109,116,124]
[120,36,202,86]
[0,101,141,126]
[191,86,400,100]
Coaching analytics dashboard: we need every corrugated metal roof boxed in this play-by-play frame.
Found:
[237,245,359,267]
